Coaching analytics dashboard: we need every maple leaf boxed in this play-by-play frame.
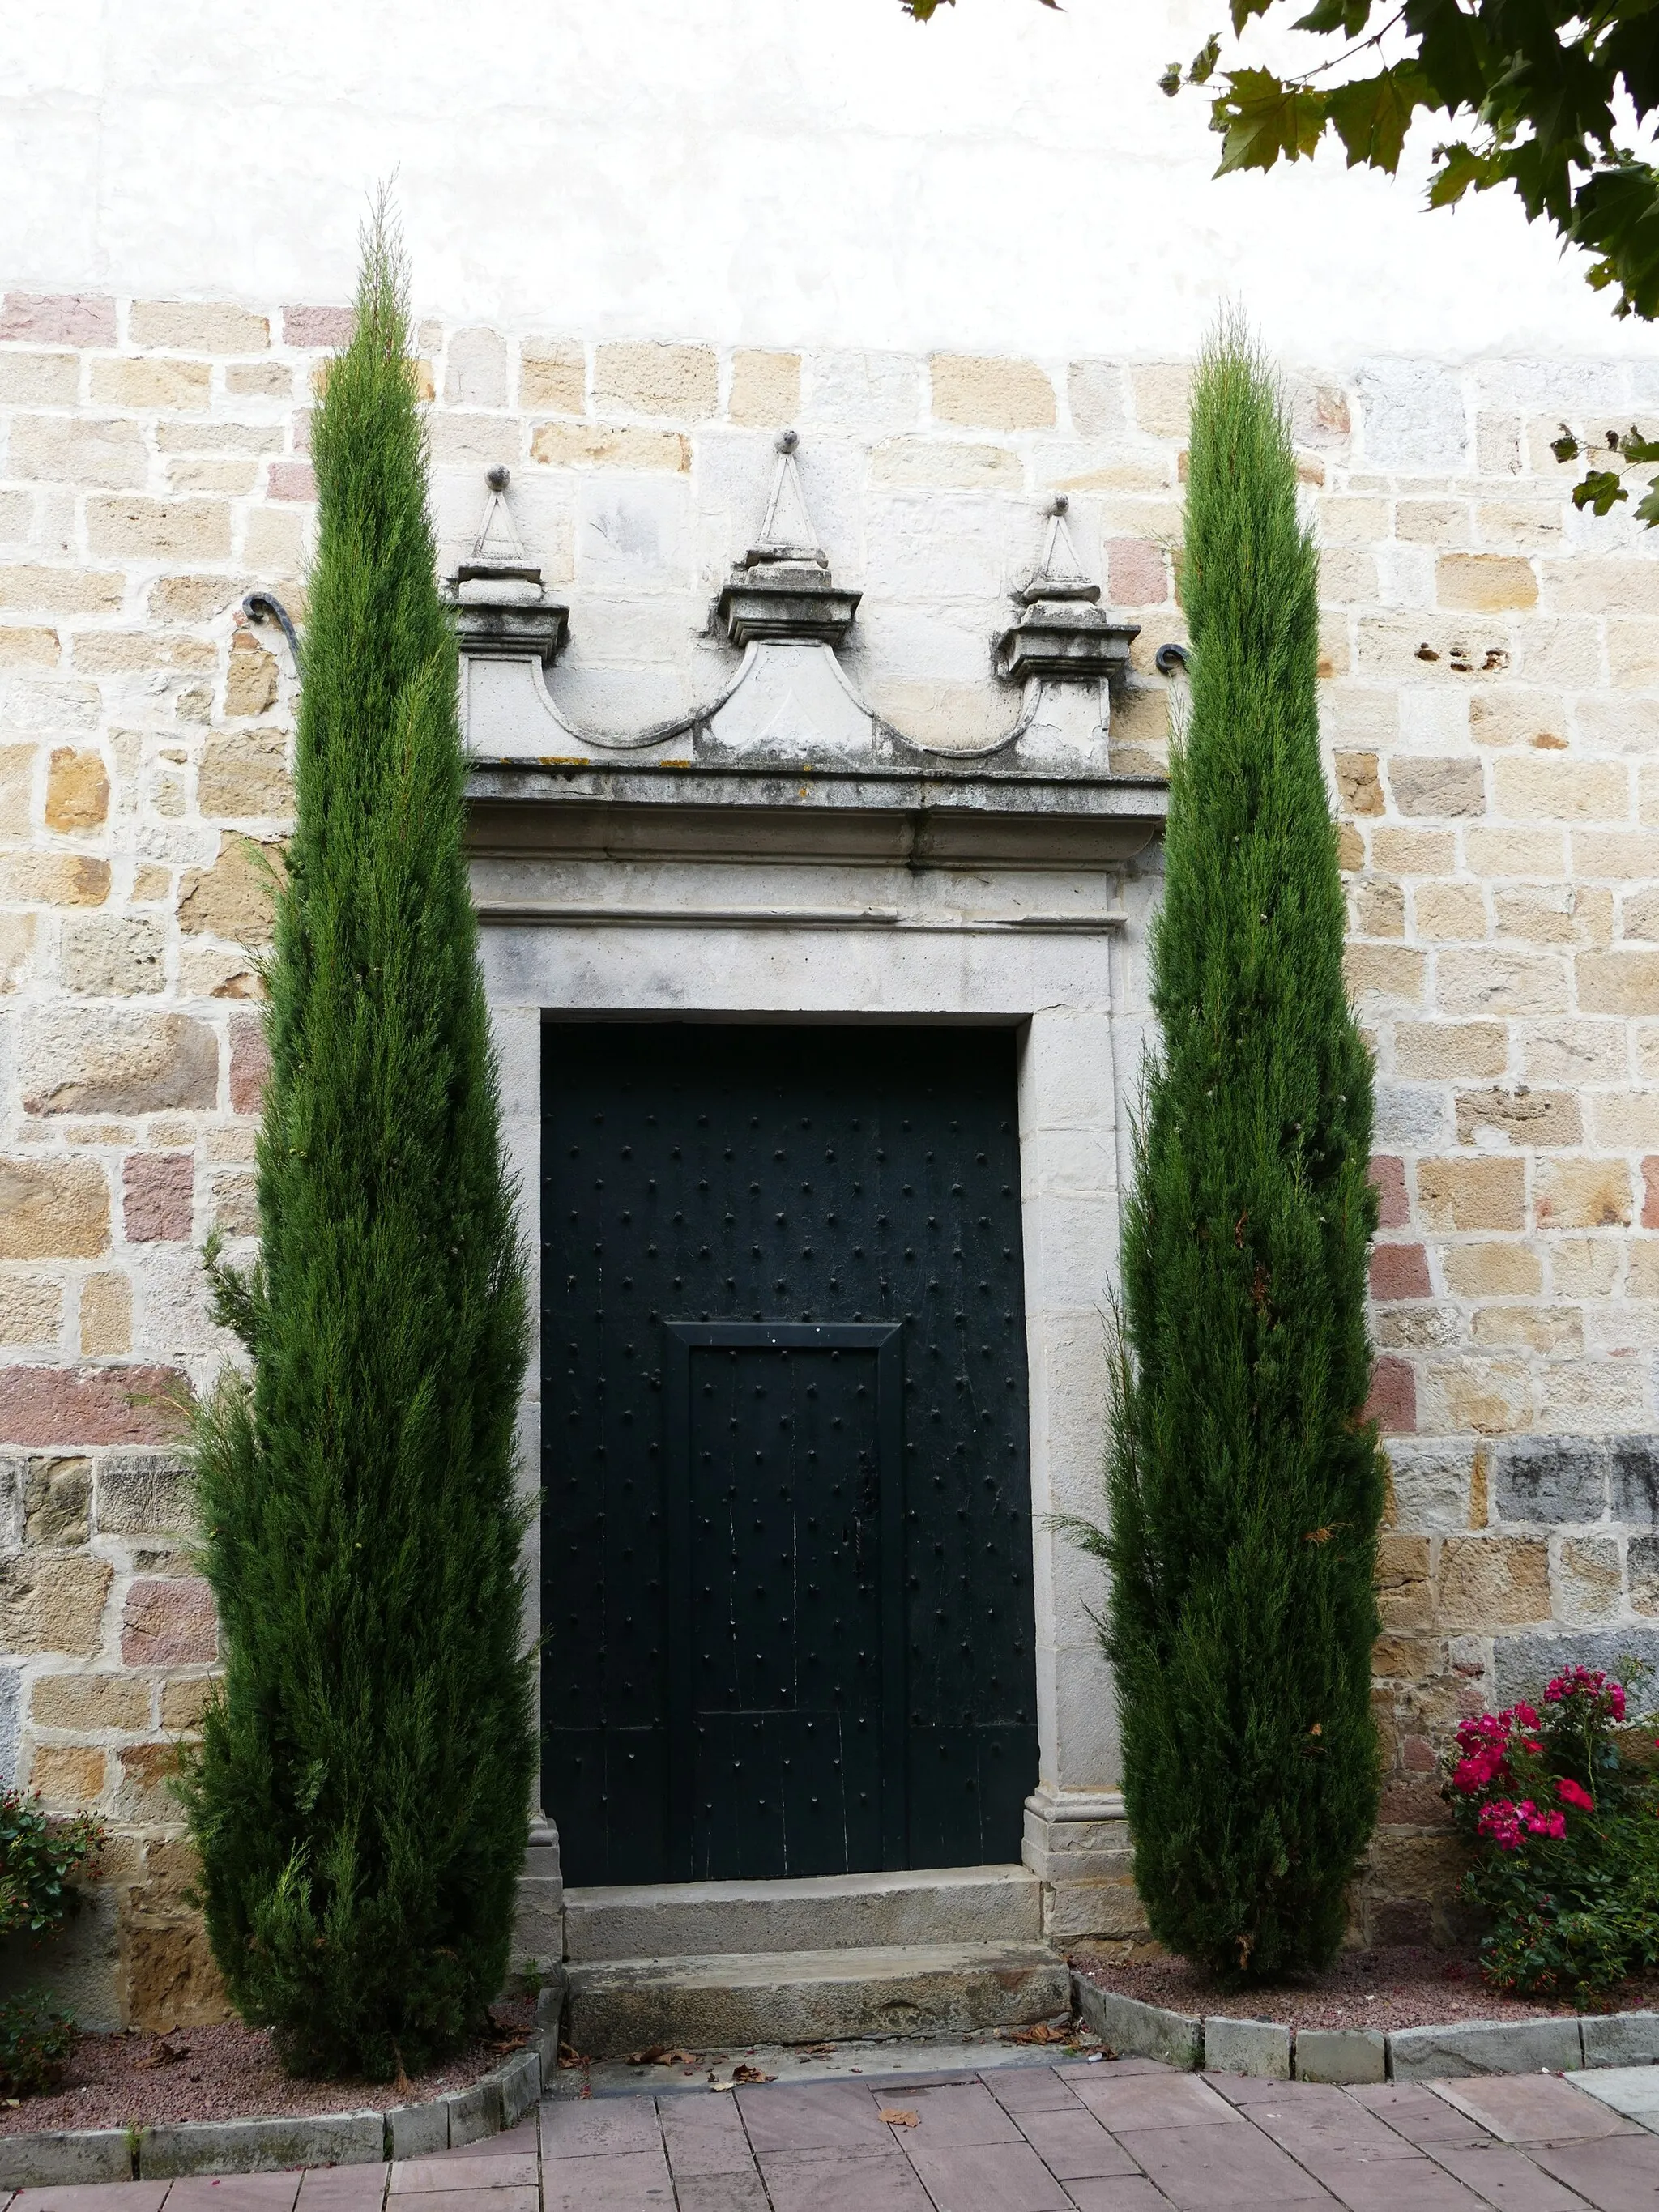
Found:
[1213,69,1331,176]
[1328,65,1424,173]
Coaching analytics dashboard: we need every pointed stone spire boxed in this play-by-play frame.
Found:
[450,465,569,666]
[718,430,860,647]
[996,495,1139,684]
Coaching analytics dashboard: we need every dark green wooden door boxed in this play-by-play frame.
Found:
[541,1023,1037,1885]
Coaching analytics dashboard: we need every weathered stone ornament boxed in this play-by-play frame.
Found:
[715,429,861,648]
[996,495,1139,685]
[449,463,569,667]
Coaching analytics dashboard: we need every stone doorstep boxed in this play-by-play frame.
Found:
[0,2035,552,2193]
[1069,1973,1659,2086]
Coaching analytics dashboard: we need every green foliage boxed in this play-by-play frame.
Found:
[1550,423,1659,526]
[911,1,1659,334]
[1171,2,1659,327]
[177,199,536,2082]
[1081,324,1384,1982]
[0,1998,76,2099]
[0,1788,105,1941]
[1449,1666,1659,2005]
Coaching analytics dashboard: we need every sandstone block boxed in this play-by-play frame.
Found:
[1396,499,1469,546]
[129,300,269,352]
[209,1170,259,1238]
[160,1677,215,1731]
[1533,1160,1631,1230]
[728,349,800,427]
[0,1156,110,1259]
[1469,690,1566,749]
[123,1153,194,1242]
[1495,884,1611,948]
[0,854,110,906]
[20,1011,218,1116]
[1609,1438,1659,1524]
[122,1579,217,1667]
[198,730,291,819]
[1295,2028,1385,2085]
[1581,2012,1659,2066]
[1494,757,1629,824]
[1555,1536,1623,1624]
[31,1670,150,1733]
[1578,951,1659,1016]
[1333,753,1384,816]
[0,629,58,677]
[870,438,1019,488]
[595,341,717,420]
[4,415,140,491]
[177,834,281,943]
[1453,1087,1580,1147]
[0,1552,112,1654]
[30,1744,106,1807]
[1386,1437,1476,1530]
[0,1365,186,1449]
[79,1272,132,1357]
[241,507,307,571]
[97,1452,193,1536]
[87,497,231,560]
[1130,362,1192,440]
[1390,2018,1580,2081]
[1107,538,1168,607]
[1337,822,1363,871]
[1439,1536,1550,1627]
[122,1911,230,2031]
[266,461,316,502]
[89,357,212,411]
[1388,756,1486,819]
[229,1015,271,1115]
[519,339,585,414]
[1371,828,1456,875]
[1067,360,1128,437]
[225,361,295,400]
[1495,1435,1606,1524]
[1353,880,1405,936]
[1365,1356,1416,1434]
[1465,827,1565,876]
[1417,1156,1525,1232]
[1609,622,1659,688]
[1590,1093,1659,1148]
[0,565,124,615]
[61,916,166,997]
[1437,554,1537,611]
[1073,1982,1200,2068]
[223,629,281,718]
[1343,944,1426,1003]
[1471,1305,1581,1354]
[931,353,1056,431]
[1631,1534,1659,1614]
[1436,948,1569,1017]
[1205,2016,1290,2079]
[1370,1243,1431,1300]
[0,351,78,405]
[115,1740,182,1822]
[0,1276,61,1346]
[1408,884,1484,940]
[1376,1532,1432,1627]
[0,293,114,345]
[24,1457,92,1545]
[1371,1155,1410,1229]
[530,422,688,471]
[1397,1023,1507,1079]
[280,303,354,348]
[443,326,507,407]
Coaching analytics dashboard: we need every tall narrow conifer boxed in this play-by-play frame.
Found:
[1094,323,1384,1977]
[181,206,535,2077]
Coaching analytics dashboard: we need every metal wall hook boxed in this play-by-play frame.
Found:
[1154,641,1190,676]
[242,590,301,670]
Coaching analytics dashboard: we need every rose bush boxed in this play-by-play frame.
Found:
[1447,1666,1659,2005]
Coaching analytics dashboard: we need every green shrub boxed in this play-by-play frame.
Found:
[0,1998,76,2098]
[1080,321,1384,1981]
[177,199,535,2080]
[0,1786,106,2098]
[1449,1665,1659,2004]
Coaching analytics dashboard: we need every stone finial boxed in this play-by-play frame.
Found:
[995,497,1139,684]
[451,465,569,667]
[717,430,860,648]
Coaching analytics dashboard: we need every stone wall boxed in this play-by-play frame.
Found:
[1,290,1657,2011]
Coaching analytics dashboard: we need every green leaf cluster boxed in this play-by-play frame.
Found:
[177,202,537,2081]
[1093,325,1384,1980]
[1187,2,1659,324]
[0,1788,104,1942]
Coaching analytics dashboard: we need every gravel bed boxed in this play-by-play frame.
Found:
[1071,1944,1659,2033]
[0,2001,535,2136]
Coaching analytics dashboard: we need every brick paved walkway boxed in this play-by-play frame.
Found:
[6,2060,1659,2212]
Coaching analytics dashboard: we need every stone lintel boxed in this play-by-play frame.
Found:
[453,599,570,667]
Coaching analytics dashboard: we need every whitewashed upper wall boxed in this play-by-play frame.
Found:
[2,0,1657,373]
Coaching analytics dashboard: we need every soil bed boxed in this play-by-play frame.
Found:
[1073,1944,1659,2034]
[0,1999,535,2136]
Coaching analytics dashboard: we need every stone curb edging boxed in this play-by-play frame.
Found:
[0,1977,568,2191]
[1072,1971,1659,2084]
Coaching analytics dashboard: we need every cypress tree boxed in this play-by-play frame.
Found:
[180,205,536,2078]
[1094,323,1384,1979]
